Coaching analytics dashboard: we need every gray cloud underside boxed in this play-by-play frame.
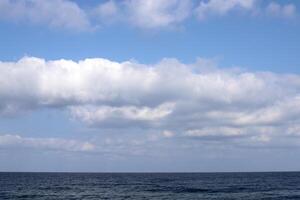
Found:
[0,0,296,31]
[1,56,300,146]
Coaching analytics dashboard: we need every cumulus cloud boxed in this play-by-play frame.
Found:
[266,2,296,19]
[195,0,297,20]
[91,0,119,24]
[0,134,95,152]
[195,0,257,20]
[0,0,192,30]
[71,103,175,128]
[162,130,175,138]
[0,0,90,31]
[124,0,192,28]
[94,0,118,17]
[0,0,296,31]
[1,56,300,146]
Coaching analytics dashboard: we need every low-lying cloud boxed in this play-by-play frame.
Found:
[0,134,95,152]
[1,56,300,146]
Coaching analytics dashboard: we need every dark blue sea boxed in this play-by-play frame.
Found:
[1,172,300,199]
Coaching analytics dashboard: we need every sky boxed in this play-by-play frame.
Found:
[0,0,300,172]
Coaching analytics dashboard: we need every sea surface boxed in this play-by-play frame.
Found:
[1,172,300,199]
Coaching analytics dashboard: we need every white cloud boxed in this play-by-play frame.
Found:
[251,134,271,143]
[124,0,192,28]
[71,102,175,127]
[94,0,118,17]
[195,0,298,20]
[0,134,95,152]
[91,0,119,23]
[1,56,300,146]
[162,130,175,138]
[0,0,90,31]
[0,0,193,30]
[195,0,257,20]
[266,2,296,18]
[185,127,243,137]
[0,0,297,31]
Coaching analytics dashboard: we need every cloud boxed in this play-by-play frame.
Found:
[124,0,192,29]
[0,0,90,31]
[91,0,119,24]
[0,0,297,31]
[0,134,95,152]
[71,103,175,128]
[162,130,175,138]
[195,0,257,20]
[0,0,193,30]
[266,2,296,19]
[1,56,300,146]
[94,0,118,18]
[195,0,298,20]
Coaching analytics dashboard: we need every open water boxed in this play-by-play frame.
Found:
[1,172,300,199]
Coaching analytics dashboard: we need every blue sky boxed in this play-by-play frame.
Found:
[0,0,300,172]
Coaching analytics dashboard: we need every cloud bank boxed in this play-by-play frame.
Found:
[0,134,95,152]
[0,0,296,31]
[1,56,300,146]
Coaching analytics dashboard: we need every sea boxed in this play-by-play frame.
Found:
[1,172,300,199]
